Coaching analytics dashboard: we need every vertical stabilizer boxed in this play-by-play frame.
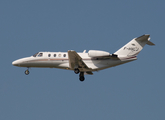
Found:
[114,34,154,57]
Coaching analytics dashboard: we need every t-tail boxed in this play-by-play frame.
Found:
[114,34,155,58]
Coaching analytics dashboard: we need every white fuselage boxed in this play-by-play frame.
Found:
[12,51,137,71]
[12,35,154,81]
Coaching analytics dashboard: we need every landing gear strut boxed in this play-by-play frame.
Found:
[25,68,30,75]
[79,72,85,81]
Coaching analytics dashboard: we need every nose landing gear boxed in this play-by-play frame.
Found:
[25,68,30,75]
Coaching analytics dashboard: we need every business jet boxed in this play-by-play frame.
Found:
[12,34,155,81]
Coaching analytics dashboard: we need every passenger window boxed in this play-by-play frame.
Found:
[63,54,66,57]
[38,53,43,57]
[48,54,51,57]
[54,54,56,57]
[58,54,61,57]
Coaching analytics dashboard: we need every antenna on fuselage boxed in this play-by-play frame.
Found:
[83,50,86,53]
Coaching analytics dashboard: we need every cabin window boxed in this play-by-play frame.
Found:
[58,54,61,57]
[48,54,51,57]
[54,54,56,57]
[63,54,66,57]
[38,53,43,57]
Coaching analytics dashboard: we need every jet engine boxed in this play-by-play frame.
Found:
[88,50,110,57]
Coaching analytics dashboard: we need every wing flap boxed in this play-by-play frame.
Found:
[86,71,93,75]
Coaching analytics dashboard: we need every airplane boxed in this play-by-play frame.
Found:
[12,34,155,81]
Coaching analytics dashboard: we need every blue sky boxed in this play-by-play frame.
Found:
[0,0,164,120]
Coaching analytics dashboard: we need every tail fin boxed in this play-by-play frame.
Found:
[114,34,155,57]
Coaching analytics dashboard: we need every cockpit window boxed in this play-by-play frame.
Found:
[38,53,43,57]
[33,52,39,57]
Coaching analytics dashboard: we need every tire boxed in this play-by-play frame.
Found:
[74,68,80,74]
[25,70,29,75]
[79,76,85,81]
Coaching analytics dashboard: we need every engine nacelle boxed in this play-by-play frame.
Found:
[88,50,110,57]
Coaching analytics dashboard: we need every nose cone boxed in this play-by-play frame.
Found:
[12,57,31,67]
[12,60,21,66]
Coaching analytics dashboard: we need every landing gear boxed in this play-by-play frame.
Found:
[25,69,30,75]
[74,68,85,81]
[74,68,80,74]
[79,72,85,82]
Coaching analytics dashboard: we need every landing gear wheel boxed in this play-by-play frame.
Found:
[79,76,85,81]
[79,72,85,82]
[25,69,29,75]
[74,68,80,74]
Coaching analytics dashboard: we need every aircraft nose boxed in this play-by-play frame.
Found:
[12,57,31,67]
[12,60,21,66]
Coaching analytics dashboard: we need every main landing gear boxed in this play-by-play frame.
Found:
[79,72,85,81]
[74,68,80,74]
[74,68,85,82]
[25,68,30,75]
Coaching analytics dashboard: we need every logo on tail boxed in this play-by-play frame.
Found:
[114,34,155,57]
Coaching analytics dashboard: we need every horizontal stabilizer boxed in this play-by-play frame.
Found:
[135,34,150,41]
[147,41,155,46]
[135,34,155,46]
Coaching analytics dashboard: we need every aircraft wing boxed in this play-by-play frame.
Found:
[68,50,93,75]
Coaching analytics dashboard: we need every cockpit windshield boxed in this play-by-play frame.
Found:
[33,52,39,57]
[38,53,43,57]
[33,52,43,57]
